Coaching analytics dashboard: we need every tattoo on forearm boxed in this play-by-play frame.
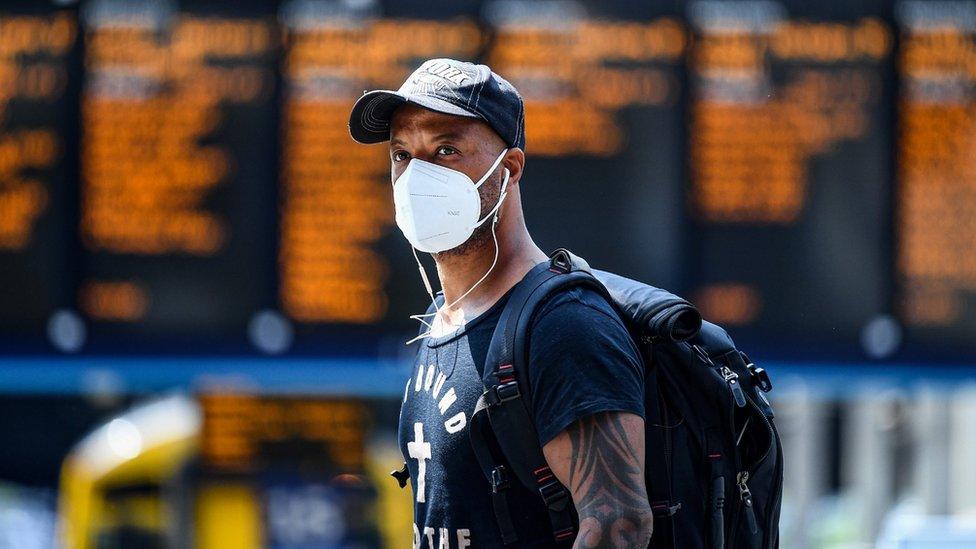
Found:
[567,413,653,548]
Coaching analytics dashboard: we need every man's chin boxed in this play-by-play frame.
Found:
[433,225,494,260]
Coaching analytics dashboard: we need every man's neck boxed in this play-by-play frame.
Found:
[431,225,545,328]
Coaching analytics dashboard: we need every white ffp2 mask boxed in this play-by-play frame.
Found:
[392,148,509,253]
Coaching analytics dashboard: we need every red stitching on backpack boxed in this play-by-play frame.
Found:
[554,529,575,539]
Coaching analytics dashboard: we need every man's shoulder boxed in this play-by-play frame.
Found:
[525,284,638,358]
[531,284,625,330]
[522,280,646,445]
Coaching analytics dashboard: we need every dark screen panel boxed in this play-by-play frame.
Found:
[77,0,277,347]
[278,1,483,337]
[489,0,687,289]
[0,3,78,339]
[279,0,688,348]
[0,0,971,361]
[687,0,895,355]
[895,0,976,356]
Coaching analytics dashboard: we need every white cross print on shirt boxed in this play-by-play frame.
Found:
[407,422,431,503]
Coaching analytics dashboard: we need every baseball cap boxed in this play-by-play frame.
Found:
[348,58,525,150]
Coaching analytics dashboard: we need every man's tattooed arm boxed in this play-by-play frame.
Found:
[542,412,653,548]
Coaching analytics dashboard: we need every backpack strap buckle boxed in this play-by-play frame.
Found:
[491,465,511,493]
[489,466,518,544]
[538,479,575,544]
[538,479,570,510]
[747,363,773,393]
[485,380,521,406]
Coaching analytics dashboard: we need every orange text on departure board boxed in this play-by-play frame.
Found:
[897,11,976,327]
[199,394,367,473]
[689,18,891,225]
[81,17,273,255]
[0,13,74,250]
[488,18,686,157]
[79,13,274,321]
[279,18,480,324]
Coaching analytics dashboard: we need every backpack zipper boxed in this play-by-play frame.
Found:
[693,343,747,410]
[763,423,784,548]
[736,471,759,535]
[694,346,751,546]
[693,344,778,547]
[729,392,777,548]
[721,366,747,408]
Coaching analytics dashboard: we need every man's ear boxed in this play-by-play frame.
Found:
[503,148,526,187]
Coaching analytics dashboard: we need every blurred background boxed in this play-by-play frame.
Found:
[0,0,975,547]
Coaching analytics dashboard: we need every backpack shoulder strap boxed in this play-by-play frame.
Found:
[469,249,610,545]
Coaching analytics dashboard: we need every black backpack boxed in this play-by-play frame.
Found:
[465,249,783,548]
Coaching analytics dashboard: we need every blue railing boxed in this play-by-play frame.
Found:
[2,356,975,397]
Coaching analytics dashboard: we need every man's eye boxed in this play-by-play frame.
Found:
[392,150,410,162]
[436,146,457,156]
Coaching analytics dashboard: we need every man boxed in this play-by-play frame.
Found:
[349,58,653,548]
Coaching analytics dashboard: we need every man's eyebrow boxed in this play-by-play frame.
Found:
[389,131,465,147]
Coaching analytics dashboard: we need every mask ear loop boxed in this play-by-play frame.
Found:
[473,148,509,190]
[407,247,439,331]
[406,167,510,345]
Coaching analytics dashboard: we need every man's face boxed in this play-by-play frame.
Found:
[389,103,508,256]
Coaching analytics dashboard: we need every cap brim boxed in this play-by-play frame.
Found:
[348,90,480,144]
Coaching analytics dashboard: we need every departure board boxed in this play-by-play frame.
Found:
[0,4,77,337]
[79,0,277,341]
[896,0,976,354]
[487,0,688,290]
[199,393,367,473]
[278,1,481,326]
[0,0,974,360]
[686,0,895,353]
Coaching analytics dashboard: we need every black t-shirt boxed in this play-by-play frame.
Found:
[397,283,645,548]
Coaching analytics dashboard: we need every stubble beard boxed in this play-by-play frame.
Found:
[433,168,503,260]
